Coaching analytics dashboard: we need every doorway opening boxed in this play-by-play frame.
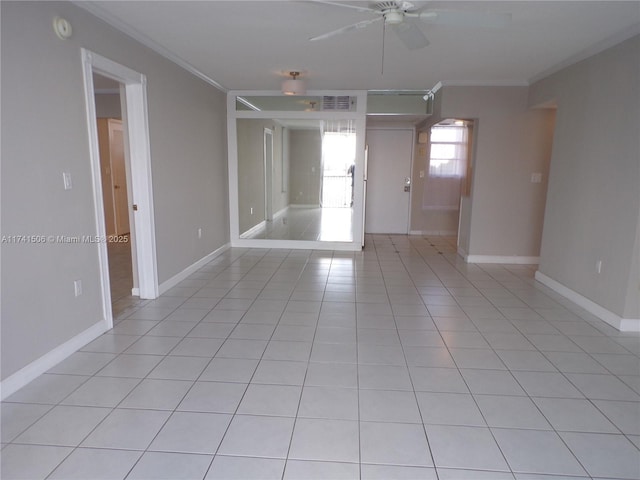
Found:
[82,49,158,330]
[94,73,135,312]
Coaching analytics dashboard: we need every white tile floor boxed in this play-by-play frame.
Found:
[2,235,640,479]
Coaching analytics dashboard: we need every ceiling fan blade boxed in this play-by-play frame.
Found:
[309,17,383,42]
[391,21,429,50]
[308,1,381,14]
[420,10,511,28]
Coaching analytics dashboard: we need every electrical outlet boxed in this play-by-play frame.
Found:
[531,173,542,183]
[74,279,82,297]
[250,207,254,215]
[596,260,602,274]
[63,172,73,190]
[197,228,202,239]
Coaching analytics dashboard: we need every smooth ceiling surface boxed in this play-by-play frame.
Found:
[85,1,640,91]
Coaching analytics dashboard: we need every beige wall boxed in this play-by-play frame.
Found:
[1,1,228,381]
[237,119,288,234]
[289,129,322,206]
[529,35,640,319]
[95,93,121,119]
[437,86,555,258]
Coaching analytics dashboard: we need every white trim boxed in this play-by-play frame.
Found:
[75,2,227,93]
[529,23,640,84]
[0,322,107,400]
[82,49,159,301]
[81,50,114,329]
[289,204,321,209]
[240,220,267,239]
[239,207,289,239]
[464,255,540,264]
[273,206,289,220]
[535,271,640,333]
[158,243,231,295]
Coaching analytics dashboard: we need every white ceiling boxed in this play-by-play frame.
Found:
[84,1,640,92]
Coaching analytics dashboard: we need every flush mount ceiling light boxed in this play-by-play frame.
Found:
[281,71,306,96]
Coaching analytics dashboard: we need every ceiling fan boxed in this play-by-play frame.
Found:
[309,1,511,51]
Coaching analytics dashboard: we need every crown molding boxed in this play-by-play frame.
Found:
[74,2,227,93]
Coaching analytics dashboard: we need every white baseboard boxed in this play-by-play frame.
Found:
[158,243,230,295]
[240,221,266,238]
[464,254,540,265]
[1,321,107,400]
[290,204,320,209]
[273,206,288,220]
[535,271,640,332]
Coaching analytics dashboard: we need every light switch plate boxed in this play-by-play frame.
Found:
[531,173,542,183]
[63,172,73,190]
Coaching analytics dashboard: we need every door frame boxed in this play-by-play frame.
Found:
[81,49,159,329]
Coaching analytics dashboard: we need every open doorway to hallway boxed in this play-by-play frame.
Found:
[93,73,137,316]
[83,49,159,330]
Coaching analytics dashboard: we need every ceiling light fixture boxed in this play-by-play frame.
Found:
[282,71,306,96]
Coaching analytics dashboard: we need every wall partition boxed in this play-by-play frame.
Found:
[227,91,367,250]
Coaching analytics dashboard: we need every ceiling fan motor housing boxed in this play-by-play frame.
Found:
[384,10,404,24]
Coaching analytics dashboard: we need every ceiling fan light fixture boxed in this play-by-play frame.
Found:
[384,10,404,25]
[282,71,306,96]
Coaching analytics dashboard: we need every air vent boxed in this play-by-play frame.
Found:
[322,96,355,111]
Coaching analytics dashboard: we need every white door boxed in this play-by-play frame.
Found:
[109,119,130,235]
[365,128,413,233]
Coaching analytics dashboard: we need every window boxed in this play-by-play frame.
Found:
[423,122,472,210]
[429,125,468,177]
